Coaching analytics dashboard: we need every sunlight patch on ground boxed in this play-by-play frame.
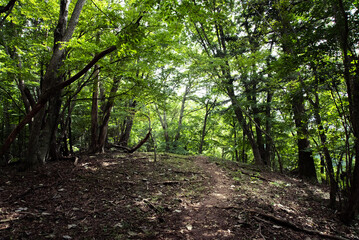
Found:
[80,163,99,171]
[211,192,228,200]
[101,161,119,167]
[201,229,233,238]
[0,207,20,230]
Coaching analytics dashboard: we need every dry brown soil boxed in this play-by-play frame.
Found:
[0,152,358,239]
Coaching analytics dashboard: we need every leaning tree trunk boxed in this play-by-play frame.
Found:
[95,78,120,153]
[226,80,263,165]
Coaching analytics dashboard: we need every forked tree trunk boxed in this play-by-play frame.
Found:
[226,80,263,165]
[27,0,86,167]
[0,45,118,161]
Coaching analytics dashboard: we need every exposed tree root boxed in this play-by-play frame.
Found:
[154,180,203,185]
[239,169,271,182]
[249,210,349,240]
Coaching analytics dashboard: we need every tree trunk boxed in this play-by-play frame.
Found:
[198,99,216,154]
[274,0,317,179]
[265,91,273,167]
[119,99,137,147]
[0,45,117,160]
[90,65,100,152]
[128,129,151,153]
[292,91,317,180]
[310,70,337,207]
[155,104,170,152]
[225,80,263,165]
[26,0,86,167]
[198,109,209,154]
[252,87,266,163]
[96,79,120,153]
[335,0,359,223]
[174,84,191,143]
[231,117,240,162]
[2,99,11,164]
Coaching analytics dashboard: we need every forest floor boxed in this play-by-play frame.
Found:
[0,152,358,240]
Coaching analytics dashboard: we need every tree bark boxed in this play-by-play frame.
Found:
[174,83,191,143]
[0,0,17,14]
[90,65,100,151]
[96,78,120,153]
[199,99,216,154]
[27,0,87,166]
[0,45,117,160]
[225,80,263,165]
[0,0,17,24]
[128,129,151,153]
[335,0,359,223]
[309,69,337,207]
[198,103,209,154]
[155,104,170,151]
[275,2,317,180]
[265,91,273,167]
[119,99,137,147]
[252,83,266,163]
[292,91,317,180]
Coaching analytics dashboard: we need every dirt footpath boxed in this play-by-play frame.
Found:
[1,153,357,239]
[162,156,237,239]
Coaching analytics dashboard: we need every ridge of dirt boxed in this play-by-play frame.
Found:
[1,152,358,240]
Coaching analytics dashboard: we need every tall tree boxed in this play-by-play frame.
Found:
[27,0,87,165]
[271,0,317,180]
[333,0,359,223]
[184,0,265,164]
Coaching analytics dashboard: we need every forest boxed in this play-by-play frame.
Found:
[0,0,359,238]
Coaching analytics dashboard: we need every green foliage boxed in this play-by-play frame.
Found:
[0,0,358,214]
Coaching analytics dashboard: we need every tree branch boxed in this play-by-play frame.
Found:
[128,129,152,153]
[63,0,87,42]
[0,0,16,14]
[0,46,117,158]
[0,0,17,24]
